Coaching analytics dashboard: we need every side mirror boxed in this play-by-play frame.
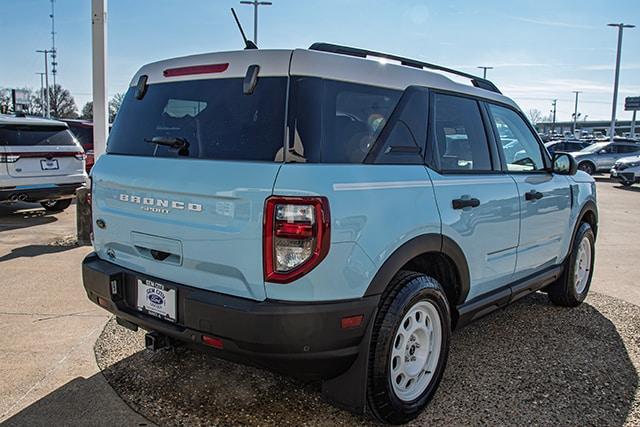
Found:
[598,149,607,154]
[552,153,577,175]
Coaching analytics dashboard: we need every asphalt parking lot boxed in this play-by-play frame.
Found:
[0,179,639,425]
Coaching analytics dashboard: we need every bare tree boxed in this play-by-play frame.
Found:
[81,101,93,120]
[527,108,543,125]
[31,84,78,118]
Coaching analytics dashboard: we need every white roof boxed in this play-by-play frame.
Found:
[0,114,68,127]
[130,47,519,110]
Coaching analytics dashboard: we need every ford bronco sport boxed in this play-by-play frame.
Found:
[82,44,598,424]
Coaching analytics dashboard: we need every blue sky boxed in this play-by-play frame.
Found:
[1,0,639,121]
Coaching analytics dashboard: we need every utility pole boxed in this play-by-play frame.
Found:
[36,72,46,117]
[239,0,272,45]
[572,91,581,133]
[92,0,108,160]
[477,66,493,79]
[551,99,557,134]
[36,49,50,118]
[50,0,58,87]
[607,23,635,139]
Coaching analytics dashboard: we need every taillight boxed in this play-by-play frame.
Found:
[75,152,86,161]
[263,196,330,283]
[0,154,19,163]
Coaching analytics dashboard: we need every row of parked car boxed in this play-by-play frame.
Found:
[545,138,640,187]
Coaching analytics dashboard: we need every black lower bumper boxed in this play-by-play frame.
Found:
[0,183,83,203]
[82,253,379,379]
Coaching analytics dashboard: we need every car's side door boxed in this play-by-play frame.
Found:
[426,93,521,300]
[593,144,619,170]
[486,103,572,279]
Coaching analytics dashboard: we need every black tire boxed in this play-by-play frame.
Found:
[367,271,451,424]
[40,199,72,212]
[621,180,634,187]
[578,161,595,175]
[548,222,595,307]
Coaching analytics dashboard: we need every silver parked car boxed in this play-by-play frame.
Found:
[572,140,640,175]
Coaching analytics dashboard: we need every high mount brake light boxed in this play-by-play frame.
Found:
[163,63,229,78]
[263,196,330,284]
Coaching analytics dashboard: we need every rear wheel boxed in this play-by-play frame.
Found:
[40,199,72,212]
[548,222,595,307]
[367,271,451,424]
[578,162,595,175]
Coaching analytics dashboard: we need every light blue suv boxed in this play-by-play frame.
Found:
[82,44,598,424]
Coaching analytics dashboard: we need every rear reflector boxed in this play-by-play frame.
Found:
[163,63,229,77]
[97,297,110,308]
[202,335,224,349]
[341,315,364,329]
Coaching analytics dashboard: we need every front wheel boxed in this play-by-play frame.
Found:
[40,199,72,212]
[548,222,595,307]
[367,271,451,424]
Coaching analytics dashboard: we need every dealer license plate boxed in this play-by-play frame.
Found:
[136,278,177,322]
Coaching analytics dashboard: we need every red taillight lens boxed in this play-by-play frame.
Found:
[263,196,330,284]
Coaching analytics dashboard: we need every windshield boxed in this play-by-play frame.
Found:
[0,125,77,147]
[107,77,287,161]
[579,142,608,154]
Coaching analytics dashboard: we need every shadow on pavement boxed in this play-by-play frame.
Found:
[0,244,77,262]
[4,293,638,426]
[1,375,151,426]
[0,205,58,233]
[615,184,640,193]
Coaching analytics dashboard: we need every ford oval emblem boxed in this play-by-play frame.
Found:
[148,293,164,305]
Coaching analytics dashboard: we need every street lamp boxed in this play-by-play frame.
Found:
[477,66,493,79]
[36,72,46,117]
[572,91,581,133]
[239,0,272,45]
[607,23,635,139]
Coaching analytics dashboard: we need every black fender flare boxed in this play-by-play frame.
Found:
[363,233,470,305]
[571,199,598,243]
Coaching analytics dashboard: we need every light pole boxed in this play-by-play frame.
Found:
[572,91,581,133]
[36,49,50,118]
[36,72,46,117]
[239,0,272,45]
[477,66,493,79]
[551,99,557,134]
[607,23,635,139]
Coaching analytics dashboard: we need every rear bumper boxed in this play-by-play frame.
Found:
[82,253,379,379]
[0,183,84,202]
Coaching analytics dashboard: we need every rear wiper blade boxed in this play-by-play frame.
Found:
[145,136,190,150]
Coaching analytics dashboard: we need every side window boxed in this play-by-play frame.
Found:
[619,145,639,154]
[432,93,492,172]
[488,104,545,172]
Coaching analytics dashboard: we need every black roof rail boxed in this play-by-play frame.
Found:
[308,42,502,94]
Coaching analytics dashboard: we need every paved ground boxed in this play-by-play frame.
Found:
[0,202,150,426]
[0,179,638,425]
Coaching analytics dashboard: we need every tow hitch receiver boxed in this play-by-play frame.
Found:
[145,331,171,352]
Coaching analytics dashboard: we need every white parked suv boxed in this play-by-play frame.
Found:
[0,115,88,211]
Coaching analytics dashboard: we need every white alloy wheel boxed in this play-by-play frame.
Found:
[574,236,592,294]
[389,300,442,402]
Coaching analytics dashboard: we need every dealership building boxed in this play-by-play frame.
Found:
[535,120,636,137]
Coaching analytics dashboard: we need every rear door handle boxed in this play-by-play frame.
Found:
[452,198,480,209]
[525,190,544,201]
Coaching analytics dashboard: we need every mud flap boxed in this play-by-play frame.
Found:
[321,307,377,415]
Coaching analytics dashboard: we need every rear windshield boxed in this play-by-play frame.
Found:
[0,125,77,147]
[67,125,94,150]
[287,78,401,163]
[107,77,287,162]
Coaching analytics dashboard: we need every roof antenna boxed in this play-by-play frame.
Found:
[231,8,258,50]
